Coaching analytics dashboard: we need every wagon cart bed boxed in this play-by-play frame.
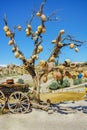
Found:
[0,83,30,113]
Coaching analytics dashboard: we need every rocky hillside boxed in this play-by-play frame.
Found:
[0,64,28,77]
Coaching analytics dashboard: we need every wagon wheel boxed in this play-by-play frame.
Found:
[0,90,6,110]
[8,91,30,114]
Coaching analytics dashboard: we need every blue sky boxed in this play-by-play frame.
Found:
[0,0,87,65]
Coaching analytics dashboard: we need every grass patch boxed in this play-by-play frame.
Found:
[40,92,85,103]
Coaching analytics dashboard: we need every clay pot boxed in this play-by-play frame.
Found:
[70,63,76,69]
[35,31,40,36]
[6,31,12,37]
[19,55,25,60]
[51,40,56,44]
[42,27,46,33]
[12,47,16,52]
[32,55,38,60]
[8,40,14,45]
[37,25,43,33]
[6,79,14,84]
[75,47,79,52]
[60,30,65,35]
[14,51,20,58]
[70,43,74,49]
[72,75,76,79]
[58,65,65,71]
[38,45,43,52]
[36,12,41,17]
[77,67,83,73]
[36,49,41,54]
[26,31,31,36]
[39,60,46,67]
[43,76,48,83]
[18,26,22,31]
[41,14,47,22]
[3,25,9,32]
[47,62,55,71]
[53,71,62,80]
[58,42,62,47]
[27,24,32,30]
[49,56,55,62]
[28,58,33,63]
[84,71,87,78]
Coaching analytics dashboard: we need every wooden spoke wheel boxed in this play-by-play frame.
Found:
[0,90,6,110]
[8,91,30,114]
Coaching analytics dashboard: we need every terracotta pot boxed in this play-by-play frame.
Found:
[58,42,62,47]
[60,30,65,35]
[6,79,14,84]
[36,49,41,54]
[77,67,83,73]
[18,26,22,31]
[19,55,25,60]
[8,40,14,45]
[37,25,43,33]
[43,76,48,83]
[41,14,47,22]
[75,47,79,52]
[72,75,76,79]
[58,65,65,71]
[70,43,74,49]
[28,58,33,63]
[32,55,38,60]
[36,12,41,17]
[35,31,40,36]
[3,25,9,32]
[6,31,11,37]
[39,60,46,67]
[12,47,16,52]
[51,40,56,44]
[42,27,46,33]
[27,24,32,30]
[38,45,43,52]
[70,63,76,69]
[14,51,20,58]
[53,71,62,80]
[49,56,55,62]
[26,31,31,36]
[84,71,87,78]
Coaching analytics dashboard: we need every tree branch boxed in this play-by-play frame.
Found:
[40,0,46,14]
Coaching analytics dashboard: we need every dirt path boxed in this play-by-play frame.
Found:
[0,100,87,130]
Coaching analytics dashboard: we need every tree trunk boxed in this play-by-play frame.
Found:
[32,76,41,103]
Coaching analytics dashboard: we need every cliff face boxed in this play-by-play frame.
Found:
[0,64,27,77]
[0,62,87,77]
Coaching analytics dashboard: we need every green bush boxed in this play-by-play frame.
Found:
[49,81,60,90]
[85,78,87,82]
[78,79,82,84]
[61,79,70,88]
[73,79,82,85]
[49,79,70,90]
[17,78,24,84]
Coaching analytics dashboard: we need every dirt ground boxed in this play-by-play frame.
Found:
[0,100,87,130]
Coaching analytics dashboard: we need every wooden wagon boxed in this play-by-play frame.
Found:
[0,80,30,114]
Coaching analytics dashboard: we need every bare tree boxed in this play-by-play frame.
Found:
[3,0,86,103]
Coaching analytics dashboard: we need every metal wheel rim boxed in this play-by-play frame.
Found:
[0,90,6,110]
[8,91,30,114]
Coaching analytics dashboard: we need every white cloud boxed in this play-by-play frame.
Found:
[0,64,7,67]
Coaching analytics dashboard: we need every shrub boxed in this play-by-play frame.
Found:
[17,78,24,84]
[49,79,70,90]
[78,79,82,84]
[49,81,60,90]
[61,79,70,88]
[73,79,82,85]
[85,78,87,82]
